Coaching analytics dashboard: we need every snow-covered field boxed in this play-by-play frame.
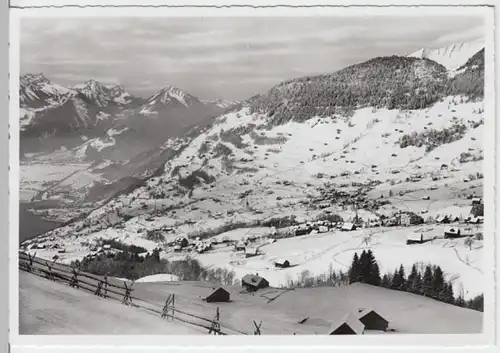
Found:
[164,224,483,300]
[19,163,91,202]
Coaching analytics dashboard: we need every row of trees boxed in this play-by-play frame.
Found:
[71,245,237,285]
[398,123,468,152]
[347,250,483,311]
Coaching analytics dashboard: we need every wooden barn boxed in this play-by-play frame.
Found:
[327,313,365,335]
[356,308,389,331]
[241,274,269,292]
[444,227,462,239]
[235,241,246,251]
[204,287,230,303]
[406,233,424,245]
[245,246,259,258]
[274,258,290,268]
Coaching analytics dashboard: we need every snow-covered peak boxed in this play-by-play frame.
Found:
[146,85,200,108]
[201,98,241,109]
[409,38,485,71]
[19,73,73,107]
[73,79,133,107]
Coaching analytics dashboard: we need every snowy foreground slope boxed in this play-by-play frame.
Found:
[19,270,482,335]
[19,271,203,334]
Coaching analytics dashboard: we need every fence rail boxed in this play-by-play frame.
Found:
[18,251,249,335]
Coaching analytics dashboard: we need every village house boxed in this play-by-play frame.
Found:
[245,246,259,258]
[204,287,230,303]
[341,222,356,231]
[444,226,462,239]
[274,258,291,268]
[400,212,424,226]
[356,309,389,331]
[241,274,269,292]
[235,241,246,251]
[406,233,425,245]
[328,313,365,335]
[436,215,451,224]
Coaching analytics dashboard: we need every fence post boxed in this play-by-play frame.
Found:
[69,267,79,288]
[253,320,262,335]
[94,280,104,297]
[161,294,172,319]
[45,261,55,281]
[104,274,109,297]
[208,307,221,335]
[122,280,134,305]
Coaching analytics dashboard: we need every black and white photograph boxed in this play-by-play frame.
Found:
[9,4,495,343]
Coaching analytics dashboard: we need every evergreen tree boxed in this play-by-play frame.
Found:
[422,265,433,297]
[381,274,391,288]
[371,261,381,286]
[406,264,418,293]
[398,265,407,291]
[414,271,423,295]
[390,267,402,290]
[348,252,361,284]
[431,266,445,300]
[358,250,368,283]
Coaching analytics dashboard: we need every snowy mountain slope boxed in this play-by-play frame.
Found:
[25,49,485,299]
[408,39,484,71]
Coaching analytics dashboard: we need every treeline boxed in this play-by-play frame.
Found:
[249,51,484,127]
[282,250,483,312]
[348,250,483,312]
[398,124,468,152]
[71,247,236,285]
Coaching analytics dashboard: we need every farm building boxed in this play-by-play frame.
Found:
[356,309,389,331]
[444,227,462,239]
[274,259,291,268]
[204,287,230,303]
[328,313,365,335]
[245,246,259,258]
[294,227,310,236]
[235,241,246,251]
[241,274,269,292]
[341,222,356,231]
[471,203,484,217]
[406,233,424,245]
[400,212,424,226]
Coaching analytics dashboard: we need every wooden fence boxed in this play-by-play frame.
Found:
[18,251,251,335]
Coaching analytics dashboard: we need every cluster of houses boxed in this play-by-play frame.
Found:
[289,221,357,237]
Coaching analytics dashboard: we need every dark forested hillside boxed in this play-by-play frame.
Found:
[446,48,485,100]
[250,52,484,126]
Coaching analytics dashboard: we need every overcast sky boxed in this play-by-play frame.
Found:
[20,16,484,101]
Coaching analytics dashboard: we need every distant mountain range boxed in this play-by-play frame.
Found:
[19,75,240,161]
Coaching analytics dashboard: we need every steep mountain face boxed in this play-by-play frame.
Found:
[409,39,485,71]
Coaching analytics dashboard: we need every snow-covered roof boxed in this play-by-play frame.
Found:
[407,233,424,241]
[342,222,355,230]
[328,313,365,335]
[444,227,460,234]
[356,308,388,323]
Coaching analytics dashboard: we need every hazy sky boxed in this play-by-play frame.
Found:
[20,16,484,101]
